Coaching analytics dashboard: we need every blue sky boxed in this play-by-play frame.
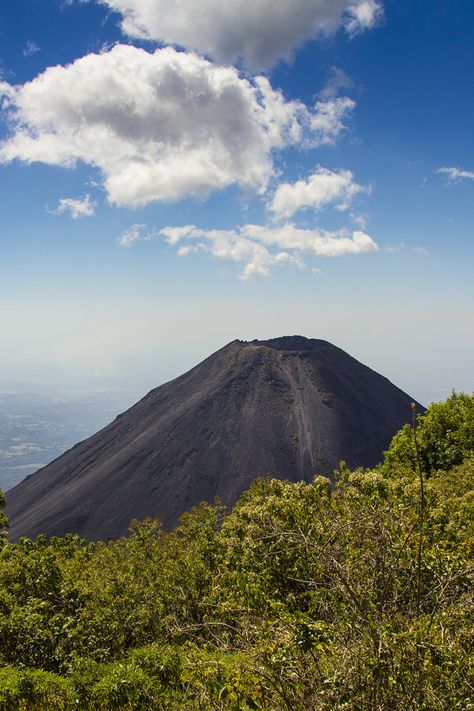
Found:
[0,0,472,404]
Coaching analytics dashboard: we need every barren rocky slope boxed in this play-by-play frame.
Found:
[6,337,423,540]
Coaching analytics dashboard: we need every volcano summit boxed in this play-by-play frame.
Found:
[6,337,422,540]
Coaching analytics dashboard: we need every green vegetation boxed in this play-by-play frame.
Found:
[384,390,474,474]
[0,490,7,548]
[0,393,472,709]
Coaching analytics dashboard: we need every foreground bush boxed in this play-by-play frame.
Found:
[0,393,472,709]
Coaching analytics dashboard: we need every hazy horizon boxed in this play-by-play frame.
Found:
[0,312,471,408]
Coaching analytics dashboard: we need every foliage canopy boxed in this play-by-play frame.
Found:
[384,390,473,473]
[0,392,472,709]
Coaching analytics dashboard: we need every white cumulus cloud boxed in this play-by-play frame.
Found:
[97,0,382,69]
[0,45,353,207]
[47,194,95,219]
[436,166,474,183]
[158,223,378,279]
[269,167,368,219]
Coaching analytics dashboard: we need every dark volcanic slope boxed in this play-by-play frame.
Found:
[6,337,422,540]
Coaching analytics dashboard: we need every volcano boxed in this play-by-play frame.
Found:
[6,337,422,540]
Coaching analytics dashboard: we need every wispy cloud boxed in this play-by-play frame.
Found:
[381,242,429,256]
[47,194,95,219]
[309,97,355,146]
[117,224,156,247]
[150,223,378,279]
[351,213,368,230]
[383,242,405,253]
[119,220,378,278]
[345,0,384,37]
[23,41,40,57]
[318,66,354,100]
[412,246,430,256]
[435,166,474,183]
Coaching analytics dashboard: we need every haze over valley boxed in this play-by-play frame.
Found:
[0,381,148,491]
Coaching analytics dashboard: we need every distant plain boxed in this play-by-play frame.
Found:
[0,381,147,491]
